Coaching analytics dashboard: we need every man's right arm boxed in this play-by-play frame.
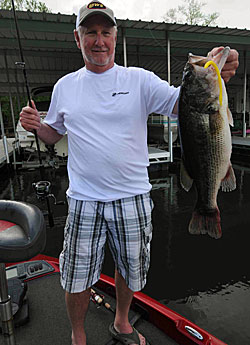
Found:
[20,100,63,145]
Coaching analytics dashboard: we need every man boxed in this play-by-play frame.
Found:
[20,2,239,344]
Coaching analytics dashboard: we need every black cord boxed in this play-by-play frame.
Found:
[11,0,42,166]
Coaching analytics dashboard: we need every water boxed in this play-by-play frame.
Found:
[0,163,250,345]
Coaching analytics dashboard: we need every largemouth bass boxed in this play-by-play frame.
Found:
[178,47,236,239]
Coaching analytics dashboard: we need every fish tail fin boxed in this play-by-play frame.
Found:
[189,208,222,239]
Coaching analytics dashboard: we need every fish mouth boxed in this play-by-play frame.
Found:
[188,47,230,71]
[188,54,208,67]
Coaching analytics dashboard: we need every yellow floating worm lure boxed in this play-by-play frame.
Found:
[204,60,223,106]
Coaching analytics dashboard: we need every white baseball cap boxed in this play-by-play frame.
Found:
[76,1,117,28]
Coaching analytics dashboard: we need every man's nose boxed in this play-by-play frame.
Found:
[95,34,105,46]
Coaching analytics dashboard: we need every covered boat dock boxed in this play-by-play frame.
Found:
[0,9,250,166]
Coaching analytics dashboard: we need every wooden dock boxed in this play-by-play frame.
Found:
[0,138,16,166]
[148,146,170,164]
[231,136,250,165]
[232,136,250,147]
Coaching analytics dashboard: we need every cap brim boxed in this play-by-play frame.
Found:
[77,11,116,27]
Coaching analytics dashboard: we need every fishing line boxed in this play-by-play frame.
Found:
[11,0,42,166]
[10,1,57,227]
[145,22,181,63]
[146,22,167,54]
[145,21,184,81]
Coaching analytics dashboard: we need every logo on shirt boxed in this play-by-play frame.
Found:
[112,92,129,97]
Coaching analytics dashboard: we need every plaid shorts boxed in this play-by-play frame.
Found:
[59,193,154,293]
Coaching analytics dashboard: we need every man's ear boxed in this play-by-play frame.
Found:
[74,29,81,49]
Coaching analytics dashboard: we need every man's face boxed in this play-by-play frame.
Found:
[74,15,117,72]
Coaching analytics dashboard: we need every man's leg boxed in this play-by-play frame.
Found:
[114,270,146,345]
[65,288,91,345]
[114,269,134,333]
[60,199,107,344]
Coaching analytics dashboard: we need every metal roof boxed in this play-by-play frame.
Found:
[0,9,250,97]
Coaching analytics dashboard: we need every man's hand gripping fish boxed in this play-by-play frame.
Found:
[178,47,236,239]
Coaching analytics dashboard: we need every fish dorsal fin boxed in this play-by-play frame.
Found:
[221,164,236,192]
[180,159,193,192]
[227,108,234,127]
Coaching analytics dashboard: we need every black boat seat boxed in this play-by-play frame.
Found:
[0,200,46,263]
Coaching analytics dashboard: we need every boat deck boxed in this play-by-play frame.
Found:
[12,273,178,345]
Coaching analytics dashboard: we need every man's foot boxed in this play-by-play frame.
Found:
[109,323,150,345]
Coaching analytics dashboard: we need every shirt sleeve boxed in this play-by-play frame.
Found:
[143,70,180,118]
[43,82,67,135]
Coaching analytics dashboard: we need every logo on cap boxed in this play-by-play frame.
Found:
[87,2,106,10]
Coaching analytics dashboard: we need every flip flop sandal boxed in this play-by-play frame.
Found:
[109,323,150,345]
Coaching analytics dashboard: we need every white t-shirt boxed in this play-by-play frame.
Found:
[44,64,180,201]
